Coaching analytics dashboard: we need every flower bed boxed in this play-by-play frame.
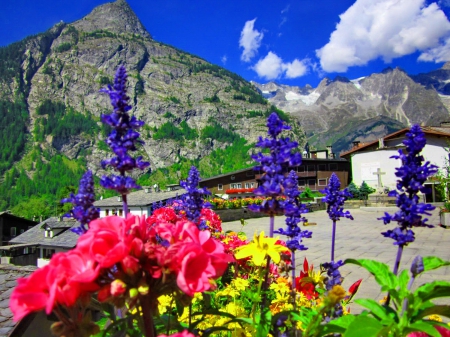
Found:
[9,67,450,337]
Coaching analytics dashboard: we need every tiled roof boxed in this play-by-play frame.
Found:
[9,217,80,249]
[0,264,37,336]
[94,189,187,207]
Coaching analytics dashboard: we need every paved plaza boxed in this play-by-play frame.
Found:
[222,207,450,313]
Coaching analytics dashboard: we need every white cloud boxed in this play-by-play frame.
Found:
[281,5,290,14]
[282,59,309,78]
[316,0,450,72]
[419,36,450,62]
[253,52,309,80]
[239,19,264,62]
[221,55,228,64]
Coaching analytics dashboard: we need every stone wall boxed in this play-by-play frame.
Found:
[214,208,267,222]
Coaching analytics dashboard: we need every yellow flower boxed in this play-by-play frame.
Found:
[234,231,288,266]
[327,285,347,305]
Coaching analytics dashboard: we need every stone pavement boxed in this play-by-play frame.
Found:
[222,207,450,313]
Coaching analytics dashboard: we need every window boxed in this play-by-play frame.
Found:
[119,209,123,217]
[245,183,250,188]
[318,178,327,186]
[105,209,109,216]
[297,166,305,172]
[318,164,327,171]
[308,179,316,186]
[298,180,306,186]
[10,227,16,237]
[250,182,255,188]
[329,163,338,171]
[231,183,242,189]
[307,165,315,172]
[218,184,223,190]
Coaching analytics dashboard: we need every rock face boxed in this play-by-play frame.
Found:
[0,0,305,176]
[253,65,450,153]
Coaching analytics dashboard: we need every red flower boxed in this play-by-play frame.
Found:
[10,266,50,321]
[407,326,450,336]
[199,208,222,232]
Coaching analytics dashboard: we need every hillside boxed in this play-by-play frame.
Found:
[0,0,305,217]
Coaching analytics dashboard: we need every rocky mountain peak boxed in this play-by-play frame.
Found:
[443,62,450,70]
[72,0,151,39]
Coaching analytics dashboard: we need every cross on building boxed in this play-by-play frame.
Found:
[373,168,386,187]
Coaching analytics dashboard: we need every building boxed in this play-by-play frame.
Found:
[6,217,80,267]
[93,187,186,218]
[340,126,450,202]
[0,211,37,245]
[199,157,350,195]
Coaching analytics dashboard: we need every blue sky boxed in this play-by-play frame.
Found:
[1,0,449,87]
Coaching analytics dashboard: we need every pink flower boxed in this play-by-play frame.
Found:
[408,326,450,336]
[199,208,222,232]
[158,330,197,337]
[10,266,50,321]
[76,216,130,268]
[147,207,180,226]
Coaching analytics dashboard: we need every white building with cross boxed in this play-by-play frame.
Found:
[340,125,450,202]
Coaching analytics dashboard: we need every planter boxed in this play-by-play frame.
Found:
[440,212,450,228]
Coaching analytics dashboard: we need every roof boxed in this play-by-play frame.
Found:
[340,126,450,158]
[9,217,80,249]
[0,264,38,336]
[94,189,187,208]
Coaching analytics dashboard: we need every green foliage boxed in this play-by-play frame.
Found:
[359,181,375,199]
[347,181,360,199]
[163,112,176,119]
[0,100,29,174]
[247,110,264,118]
[265,105,290,123]
[331,257,450,337]
[152,121,198,142]
[98,75,111,85]
[300,187,322,199]
[165,96,181,104]
[0,155,85,218]
[233,94,246,101]
[34,100,99,140]
[201,122,240,143]
[203,94,220,103]
[55,42,72,53]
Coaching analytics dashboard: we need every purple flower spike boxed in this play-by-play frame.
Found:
[179,166,211,227]
[274,171,311,252]
[250,112,301,217]
[100,66,150,197]
[321,173,353,222]
[380,125,438,246]
[61,170,99,235]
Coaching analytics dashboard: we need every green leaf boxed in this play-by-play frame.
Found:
[407,321,442,337]
[423,256,450,272]
[256,308,271,337]
[345,259,397,290]
[324,314,356,329]
[343,315,384,337]
[398,270,410,295]
[354,298,397,322]
[414,305,450,321]
[414,281,450,302]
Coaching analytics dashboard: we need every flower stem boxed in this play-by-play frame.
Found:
[122,194,128,218]
[385,244,404,306]
[269,215,274,238]
[331,220,336,262]
[139,294,155,337]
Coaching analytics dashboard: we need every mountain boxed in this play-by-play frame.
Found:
[0,0,305,214]
[252,64,450,154]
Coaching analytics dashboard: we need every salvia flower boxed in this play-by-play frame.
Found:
[321,173,353,222]
[100,65,150,195]
[380,125,437,246]
[274,171,311,252]
[179,166,211,227]
[250,112,301,216]
[61,170,99,235]
[322,260,345,318]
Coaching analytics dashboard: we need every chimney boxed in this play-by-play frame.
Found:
[352,141,360,148]
[326,145,332,158]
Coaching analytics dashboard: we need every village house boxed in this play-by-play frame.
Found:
[199,155,350,196]
[340,125,450,202]
[0,211,37,246]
